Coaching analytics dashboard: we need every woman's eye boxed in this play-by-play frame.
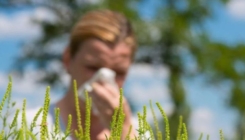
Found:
[87,66,99,71]
[117,72,125,77]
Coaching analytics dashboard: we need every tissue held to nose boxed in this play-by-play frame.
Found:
[78,67,119,115]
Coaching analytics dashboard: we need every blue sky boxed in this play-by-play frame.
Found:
[1,0,245,139]
[205,1,245,45]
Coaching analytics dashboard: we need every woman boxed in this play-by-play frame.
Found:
[56,9,137,139]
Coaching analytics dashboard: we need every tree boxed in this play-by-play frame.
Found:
[2,0,245,139]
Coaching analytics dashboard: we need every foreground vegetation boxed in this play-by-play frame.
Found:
[0,77,225,140]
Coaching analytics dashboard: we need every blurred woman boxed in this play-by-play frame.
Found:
[57,9,137,139]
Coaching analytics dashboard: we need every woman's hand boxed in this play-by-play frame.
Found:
[90,82,135,138]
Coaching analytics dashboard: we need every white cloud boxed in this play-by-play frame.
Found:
[128,83,173,113]
[190,108,218,139]
[0,12,39,39]
[128,64,169,78]
[122,64,173,131]
[0,7,56,39]
[0,70,64,108]
[125,64,174,125]
[0,73,8,88]
[227,0,245,20]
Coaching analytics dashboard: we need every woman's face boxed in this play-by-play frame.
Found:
[64,38,132,88]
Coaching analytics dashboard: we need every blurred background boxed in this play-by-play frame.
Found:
[0,0,245,139]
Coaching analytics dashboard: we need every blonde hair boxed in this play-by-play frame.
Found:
[69,9,137,58]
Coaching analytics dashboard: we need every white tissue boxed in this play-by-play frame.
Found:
[78,67,118,115]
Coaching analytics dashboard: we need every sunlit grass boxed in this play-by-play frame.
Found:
[0,77,226,140]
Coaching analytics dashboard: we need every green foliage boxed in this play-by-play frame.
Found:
[0,78,230,139]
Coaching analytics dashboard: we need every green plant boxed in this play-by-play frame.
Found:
[0,78,226,140]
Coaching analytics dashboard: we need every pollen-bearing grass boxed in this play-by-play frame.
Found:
[6,76,12,110]
[73,80,83,139]
[177,116,183,140]
[0,78,228,140]
[137,112,143,139]
[0,80,12,118]
[62,114,72,140]
[9,109,19,130]
[156,102,170,140]
[219,129,224,140]
[21,99,28,140]
[51,107,61,139]
[198,133,203,140]
[0,130,4,139]
[40,86,51,140]
[16,128,23,140]
[30,107,43,134]
[54,108,60,135]
[142,106,147,134]
[150,100,162,140]
[182,123,188,140]
[207,134,210,140]
[110,107,119,138]
[84,91,92,140]
[6,116,18,139]
[109,88,125,140]
[125,125,132,140]
[27,130,37,140]
[3,76,13,130]
[138,105,155,140]
[115,88,125,137]
[181,133,185,140]
[145,118,155,140]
